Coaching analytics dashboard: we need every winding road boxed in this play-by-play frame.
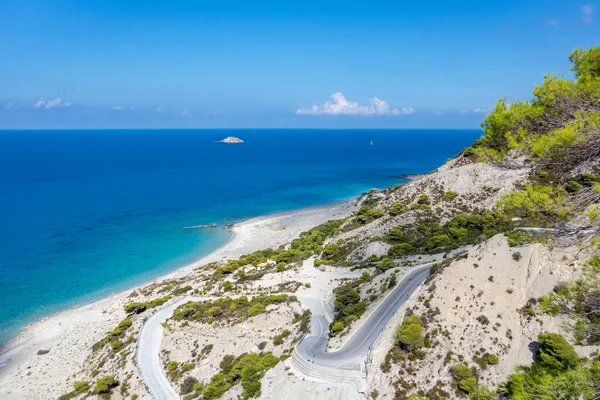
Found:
[296,263,432,371]
[136,265,431,398]
[137,298,211,400]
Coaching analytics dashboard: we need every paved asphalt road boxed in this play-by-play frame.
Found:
[296,263,432,370]
[138,266,431,398]
[137,298,211,400]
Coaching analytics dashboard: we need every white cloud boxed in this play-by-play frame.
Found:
[34,97,71,109]
[473,108,490,113]
[545,19,559,27]
[181,110,191,117]
[111,106,126,111]
[5,102,14,109]
[297,92,413,116]
[583,5,593,24]
[434,111,444,115]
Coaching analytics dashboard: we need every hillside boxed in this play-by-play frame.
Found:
[318,45,600,399]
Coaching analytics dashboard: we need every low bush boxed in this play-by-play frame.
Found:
[215,219,346,277]
[389,202,409,216]
[329,285,366,336]
[395,314,425,352]
[384,211,511,255]
[501,332,598,399]
[417,194,431,205]
[92,317,133,352]
[449,364,478,394]
[57,381,90,400]
[272,329,290,346]
[93,376,118,394]
[124,295,171,314]
[172,294,292,324]
[180,376,199,395]
[293,309,311,333]
[443,191,459,201]
[203,353,280,399]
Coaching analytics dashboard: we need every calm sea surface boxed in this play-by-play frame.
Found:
[0,129,480,346]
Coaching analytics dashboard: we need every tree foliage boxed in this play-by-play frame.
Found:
[474,46,600,170]
[92,376,118,394]
[329,284,366,336]
[203,353,280,399]
[395,314,425,352]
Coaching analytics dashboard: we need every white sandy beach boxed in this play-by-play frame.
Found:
[0,199,357,398]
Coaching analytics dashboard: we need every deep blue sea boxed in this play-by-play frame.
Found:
[0,129,480,346]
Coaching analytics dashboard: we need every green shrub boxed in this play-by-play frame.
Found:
[124,295,171,314]
[293,310,311,333]
[417,194,431,205]
[537,332,579,373]
[443,191,459,201]
[93,376,118,394]
[203,353,280,399]
[111,339,123,353]
[57,381,91,400]
[388,243,415,257]
[458,377,478,393]
[241,365,262,397]
[272,329,291,346]
[385,226,405,242]
[123,302,147,314]
[474,352,499,369]
[389,202,409,216]
[248,303,266,317]
[566,180,584,193]
[180,376,199,395]
[172,285,193,296]
[450,364,478,394]
[503,333,594,399]
[395,314,424,352]
[203,372,231,400]
[330,285,366,335]
[73,381,89,393]
[376,257,396,271]
[331,321,345,334]
[173,294,291,324]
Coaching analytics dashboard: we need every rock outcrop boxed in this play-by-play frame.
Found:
[219,136,244,144]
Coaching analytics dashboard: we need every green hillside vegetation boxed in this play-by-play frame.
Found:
[385,211,511,257]
[465,46,600,227]
[202,353,280,399]
[471,46,600,166]
[329,284,367,336]
[212,219,345,278]
[92,317,133,352]
[123,295,172,314]
[171,294,293,324]
[474,333,600,400]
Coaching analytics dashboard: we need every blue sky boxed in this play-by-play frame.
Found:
[1,0,598,129]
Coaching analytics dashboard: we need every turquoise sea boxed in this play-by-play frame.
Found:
[0,129,480,346]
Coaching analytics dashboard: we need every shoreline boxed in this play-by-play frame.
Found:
[0,198,358,385]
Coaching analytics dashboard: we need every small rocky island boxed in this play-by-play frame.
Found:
[219,136,244,144]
